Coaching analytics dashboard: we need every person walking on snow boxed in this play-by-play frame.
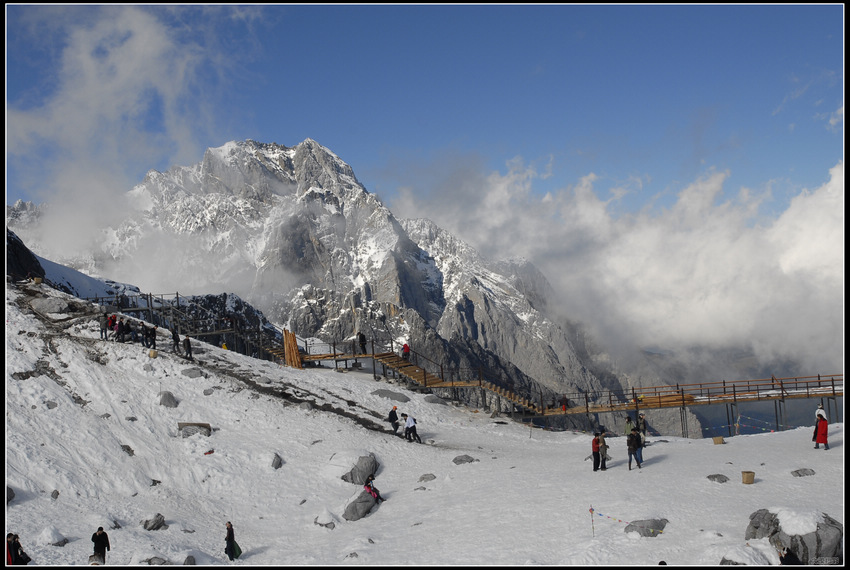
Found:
[627,428,642,470]
[91,527,110,564]
[358,331,367,355]
[98,313,108,340]
[402,413,422,443]
[624,416,634,435]
[598,431,609,470]
[814,413,829,450]
[183,336,193,361]
[172,329,181,354]
[224,521,241,561]
[387,406,400,435]
[591,433,602,472]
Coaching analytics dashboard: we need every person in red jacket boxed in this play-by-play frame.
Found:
[814,415,830,450]
[591,432,601,472]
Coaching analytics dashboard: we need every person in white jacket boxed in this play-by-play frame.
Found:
[402,414,422,443]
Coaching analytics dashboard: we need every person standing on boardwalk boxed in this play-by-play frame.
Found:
[358,331,367,355]
[91,527,110,564]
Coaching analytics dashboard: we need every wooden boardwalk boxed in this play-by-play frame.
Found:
[302,348,843,418]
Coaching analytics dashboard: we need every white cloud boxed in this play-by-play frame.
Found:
[391,158,845,376]
[7,7,229,214]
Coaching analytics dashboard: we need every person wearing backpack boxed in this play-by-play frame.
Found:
[402,413,422,443]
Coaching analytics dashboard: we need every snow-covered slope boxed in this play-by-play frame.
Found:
[5,280,844,565]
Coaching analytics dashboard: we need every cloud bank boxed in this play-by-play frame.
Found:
[390,156,844,377]
[6,6,238,259]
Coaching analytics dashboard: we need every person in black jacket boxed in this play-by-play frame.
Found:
[387,406,400,435]
[91,527,110,564]
[358,331,367,355]
[224,522,238,561]
[172,329,181,354]
[7,533,28,565]
[183,336,193,361]
[627,428,642,470]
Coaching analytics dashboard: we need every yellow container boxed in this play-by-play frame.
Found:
[713,436,725,445]
[149,349,158,359]
[742,471,755,484]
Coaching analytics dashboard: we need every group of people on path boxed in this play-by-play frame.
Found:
[99,311,196,360]
[170,328,193,360]
[593,402,831,473]
[386,406,422,443]
[99,313,158,348]
[592,413,648,472]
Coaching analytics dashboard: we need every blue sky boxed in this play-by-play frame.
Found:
[4,5,845,375]
[5,5,843,214]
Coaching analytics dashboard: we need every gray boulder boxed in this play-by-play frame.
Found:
[341,453,379,485]
[141,513,168,531]
[707,474,730,483]
[179,425,210,438]
[181,368,204,379]
[31,297,68,314]
[625,518,668,537]
[745,508,843,565]
[452,454,478,465]
[371,389,410,403]
[183,555,196,565]
[423,394,448,405]
[272,453,284,470]
[342,489,378,521]
[791,468,816,478]
[158,391,178,408]
[7,486,13,504]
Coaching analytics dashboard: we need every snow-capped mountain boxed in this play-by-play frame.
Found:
[6,138,699,433]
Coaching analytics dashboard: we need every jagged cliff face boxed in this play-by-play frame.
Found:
[6,138,607,407]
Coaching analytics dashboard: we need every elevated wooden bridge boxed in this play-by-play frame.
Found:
[297,342,843,426]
